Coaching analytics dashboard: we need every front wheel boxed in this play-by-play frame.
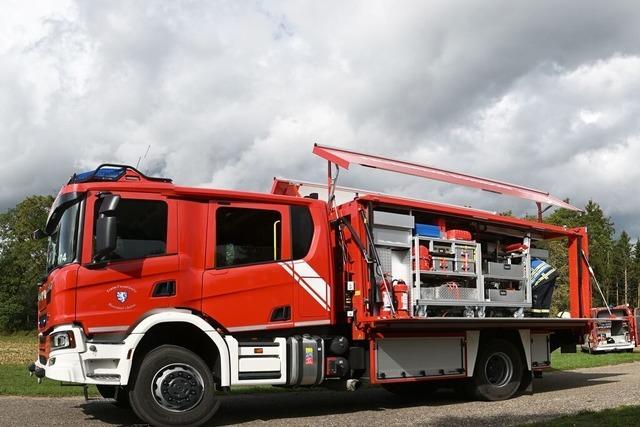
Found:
[129,345,219,427]
[469,338,523,401]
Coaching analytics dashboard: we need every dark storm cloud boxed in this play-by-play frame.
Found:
[1,0,640,236]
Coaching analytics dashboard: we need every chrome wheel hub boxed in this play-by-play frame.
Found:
[151,364,204,412]
[485,352,513,387]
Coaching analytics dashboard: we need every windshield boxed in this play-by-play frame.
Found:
[46,201,81,271]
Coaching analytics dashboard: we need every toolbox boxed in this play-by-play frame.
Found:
[484,262,524,279]
[415,223,441,238]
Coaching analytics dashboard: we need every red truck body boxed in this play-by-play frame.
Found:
[32,146,593,427]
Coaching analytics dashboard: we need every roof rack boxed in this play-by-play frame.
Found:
[312,144,581,220]
[68,164,172,184]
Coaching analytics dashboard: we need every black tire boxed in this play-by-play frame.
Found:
[128,345,219,427]
[114,386,131,408]
[381,381,439,397]
[469,338,523,401]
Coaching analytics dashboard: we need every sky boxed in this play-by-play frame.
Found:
[1,1,640,236]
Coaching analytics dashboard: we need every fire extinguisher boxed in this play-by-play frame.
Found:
[378,273,393,318]
[393,279,409,318]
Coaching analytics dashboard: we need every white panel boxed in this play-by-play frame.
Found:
[239,346,281,356]
[519,329,532,369]
[239,357,281,372]
[531,334,550,366]
[376,337,464,379]
[466,330,480,377]
[231,337,288,386]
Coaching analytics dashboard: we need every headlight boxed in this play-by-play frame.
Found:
[50,331,75,350]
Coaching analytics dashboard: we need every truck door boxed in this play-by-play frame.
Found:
[75,191,192,335]
[202,202,294,331]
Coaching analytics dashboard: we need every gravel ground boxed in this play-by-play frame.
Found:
[1,362,639,426]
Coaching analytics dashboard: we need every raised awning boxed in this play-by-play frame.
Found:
[312,144,581,212]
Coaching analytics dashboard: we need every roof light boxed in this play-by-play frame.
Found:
[71,166,125,183]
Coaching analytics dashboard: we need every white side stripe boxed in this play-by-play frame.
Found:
[279,260,331,311]
[280,262,328,310]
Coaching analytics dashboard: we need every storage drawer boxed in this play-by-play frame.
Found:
[455,247,476,273]
[432,243,453,254]
[484,262,524,279]
[373,227,412,247]
[486,288,526,302]
[421,285,478,301]
[373,211,415,229]
[432,257,454,272]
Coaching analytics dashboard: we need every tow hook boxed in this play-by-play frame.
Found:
[27,362,46,383]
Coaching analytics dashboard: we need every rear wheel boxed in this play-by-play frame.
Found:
[469,338,523,401]
[129,345,219,427]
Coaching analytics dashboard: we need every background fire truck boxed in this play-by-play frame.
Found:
[582,305,637,353]
[29,145,593,427]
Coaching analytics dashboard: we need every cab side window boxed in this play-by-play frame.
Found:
[216,207,282,268]
[94,199,168,260]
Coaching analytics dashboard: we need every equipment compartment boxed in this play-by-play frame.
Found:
[376,337,465,379]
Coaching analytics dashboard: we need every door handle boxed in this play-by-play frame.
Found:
[152,280,176,297]
[208,270,229,276]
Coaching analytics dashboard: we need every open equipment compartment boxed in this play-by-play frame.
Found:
[370,205,547,318]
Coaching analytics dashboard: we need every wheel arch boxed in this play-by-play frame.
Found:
[124,310,230,387]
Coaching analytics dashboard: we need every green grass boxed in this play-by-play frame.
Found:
[0,364,99,397]
[527,406,640,426]
[550,347,640,370]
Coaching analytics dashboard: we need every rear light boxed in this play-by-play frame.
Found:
[50,331,76,350]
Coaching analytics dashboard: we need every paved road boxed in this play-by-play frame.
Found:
[2,362,639,426]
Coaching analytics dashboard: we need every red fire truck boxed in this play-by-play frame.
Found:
[581,306,637,353]
[30,145,592,427]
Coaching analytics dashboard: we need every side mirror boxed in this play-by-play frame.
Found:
[93,194,120,261]
[33,229,47,240]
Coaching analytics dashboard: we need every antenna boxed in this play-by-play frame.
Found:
[135,145,151,170]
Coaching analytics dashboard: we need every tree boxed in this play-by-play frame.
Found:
[632,239,640,309]
[0,195,53,331]
[546,200,615,312]
[613,231,632,306]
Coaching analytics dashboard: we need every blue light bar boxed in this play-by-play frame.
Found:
[67,164,172,184]
[70,166,125,183]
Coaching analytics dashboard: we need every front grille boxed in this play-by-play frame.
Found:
[39,355,47,365]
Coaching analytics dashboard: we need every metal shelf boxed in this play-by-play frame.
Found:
[416,236,477,246]
[484,274,525,281]
[417,270,477,278]
[416,299,532,308]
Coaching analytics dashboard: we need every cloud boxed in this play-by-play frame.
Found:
[1,1,640,236]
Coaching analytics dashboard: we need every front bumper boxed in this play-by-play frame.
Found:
[582,340,635,353]
[33,324,139,386]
